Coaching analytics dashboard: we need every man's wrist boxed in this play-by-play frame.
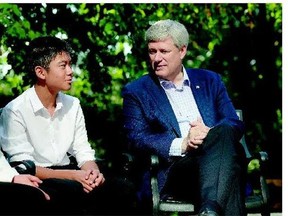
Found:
[181,137,188,154]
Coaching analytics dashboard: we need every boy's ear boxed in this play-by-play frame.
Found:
[35,66,46,80]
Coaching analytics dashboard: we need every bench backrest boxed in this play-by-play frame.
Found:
[235,109,251,158]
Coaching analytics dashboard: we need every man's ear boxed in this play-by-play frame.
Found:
[35,66,46,80]
[180,45,187,59]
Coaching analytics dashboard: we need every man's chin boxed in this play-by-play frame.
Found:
[155,69,167,77]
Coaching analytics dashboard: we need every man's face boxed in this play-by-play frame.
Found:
[148,37,186,82]
[44,52,73,93]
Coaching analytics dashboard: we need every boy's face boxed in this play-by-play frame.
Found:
[43,52,73,93]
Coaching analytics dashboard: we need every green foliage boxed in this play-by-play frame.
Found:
[0,3,282,176]
[248,159,260,174]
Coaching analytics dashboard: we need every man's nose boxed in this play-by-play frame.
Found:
[154,51,163,62]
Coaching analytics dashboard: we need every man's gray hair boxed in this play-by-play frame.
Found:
[145,19,189,48]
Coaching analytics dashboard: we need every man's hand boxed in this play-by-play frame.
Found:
[182,118,210,153]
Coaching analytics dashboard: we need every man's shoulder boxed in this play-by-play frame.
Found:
[186,68,219,76]
[124,74,153,89]
[186,68,221,81]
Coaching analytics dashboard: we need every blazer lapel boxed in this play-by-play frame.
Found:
[186,70,208,122]
[144,76,181,137]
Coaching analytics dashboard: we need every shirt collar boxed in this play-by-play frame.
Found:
[29,86,63,113]
[159,67,190,90]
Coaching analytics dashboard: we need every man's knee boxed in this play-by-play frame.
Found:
[210,123,235,135]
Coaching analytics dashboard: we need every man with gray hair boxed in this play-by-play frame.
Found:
[122,19,246,216]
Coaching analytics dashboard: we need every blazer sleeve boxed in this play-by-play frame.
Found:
[188,68,244,140]
[122,82,177,163]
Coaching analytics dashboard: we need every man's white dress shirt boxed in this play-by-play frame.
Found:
[160,68,202,157]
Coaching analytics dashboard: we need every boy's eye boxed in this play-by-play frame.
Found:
[59,64,66,68]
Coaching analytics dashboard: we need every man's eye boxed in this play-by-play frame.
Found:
[161,50,170,54]
[149,50,156,55]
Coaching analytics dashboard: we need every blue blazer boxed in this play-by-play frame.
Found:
[122,68,244,200]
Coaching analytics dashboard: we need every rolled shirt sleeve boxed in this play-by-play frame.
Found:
[0,151,18,182]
